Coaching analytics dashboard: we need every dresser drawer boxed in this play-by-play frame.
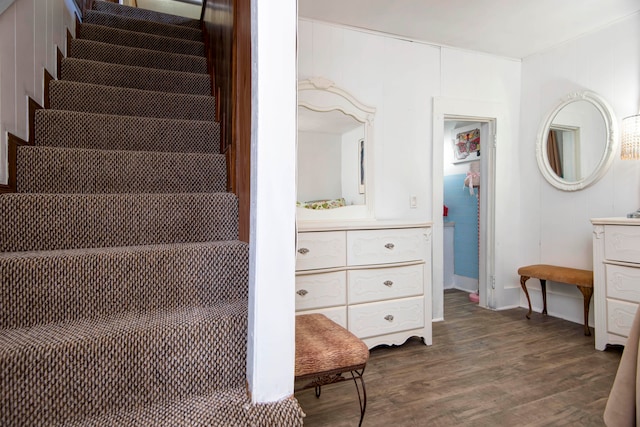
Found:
[607,298,638,338]
[296,307,347,329]
[347,228,427,266]
[348,296,424,339]
[296,231,346,270]
[605,225,640,264]
[295,271,346,310]
[606,263,640,303]
[348,264,423,304]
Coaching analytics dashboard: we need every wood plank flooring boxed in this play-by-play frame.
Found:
[294,290,623,426]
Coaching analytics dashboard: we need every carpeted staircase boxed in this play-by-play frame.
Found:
[0,1,304,425]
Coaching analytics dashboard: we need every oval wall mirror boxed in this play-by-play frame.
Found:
[536,91,618,191]
[297,77,376,221]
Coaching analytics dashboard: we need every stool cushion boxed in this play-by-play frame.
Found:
[518,264,593,287]
[295,314,369,379]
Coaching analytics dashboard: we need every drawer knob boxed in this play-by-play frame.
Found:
[384,243,395,250]
[297,247,310,255]
[384,314,394,322]
[297,289,308,296]
[383,280,393,287]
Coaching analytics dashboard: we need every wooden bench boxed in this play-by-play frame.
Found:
[295,313,370,426]
[518,264,594,336]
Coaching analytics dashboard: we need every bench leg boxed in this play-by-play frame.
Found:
[303,370,367,425]
[350,368,367,427]
[540,279,548,315]
[520,275,532,319]
[578,286,593,336]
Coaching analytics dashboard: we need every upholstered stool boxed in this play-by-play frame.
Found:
[518,264,594,336]
[295,313,369,426]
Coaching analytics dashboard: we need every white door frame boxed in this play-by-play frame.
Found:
[432,97,503,321]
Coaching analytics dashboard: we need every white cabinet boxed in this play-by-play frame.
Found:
[347,228,426,265]
[296,231,346,271]
[295,271,346,311]
[592,218,640,350]
[296,222,432,348]
[348,264,424,304]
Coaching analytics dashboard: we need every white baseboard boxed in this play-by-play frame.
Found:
[453,275,478,293]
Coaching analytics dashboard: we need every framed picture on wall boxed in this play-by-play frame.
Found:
[452,125,481,164]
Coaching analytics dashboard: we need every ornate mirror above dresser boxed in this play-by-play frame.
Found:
[297,77,376,221]
[536,91,618,191]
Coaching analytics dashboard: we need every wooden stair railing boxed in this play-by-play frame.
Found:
[201,0,251,243]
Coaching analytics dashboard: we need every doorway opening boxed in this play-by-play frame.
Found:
[443,120,484,298]
[432,100,498,321]
[442,115,495,313]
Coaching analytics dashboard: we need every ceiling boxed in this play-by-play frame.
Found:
[298,0,640,59]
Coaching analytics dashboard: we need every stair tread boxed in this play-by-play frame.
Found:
[60,57,210,95]
[93,0,202,28]
[0,239,246,260]
[34,109,219,152]
[1,240,249,328]
[70,387,304,427]
[17,145,226,193]
[0,192,239,252]
[0,301,247,348]
[84,9,202,41]
[49,80,216,121]
[1,301,247,351]
[1,303,249,426]
[78,22,205,56]
[68,38,207,73]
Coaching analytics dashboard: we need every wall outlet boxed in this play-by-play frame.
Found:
[410,195,417,208]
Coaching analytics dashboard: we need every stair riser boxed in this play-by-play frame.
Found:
[0,309,247,426]
[1,242,248,328]
[17,146,226,194]
[0,193,238,252]
[60,58,211,95]
[49,80,216,122]
[34,110,219,153]
[68,39,208,74]
[79,23,205,56]
[93,0,202,29]
[74,389,305,427]
[84,10,203,42]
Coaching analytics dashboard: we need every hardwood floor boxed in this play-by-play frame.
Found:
[294,290,623,426]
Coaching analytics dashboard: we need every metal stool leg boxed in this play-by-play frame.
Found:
[350,368,367,427]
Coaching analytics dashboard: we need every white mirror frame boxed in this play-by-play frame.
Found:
[297,77,376,221]
[536,91,618,191]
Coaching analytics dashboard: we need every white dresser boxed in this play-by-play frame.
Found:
[295,221,432,349]
[592,217,640,350]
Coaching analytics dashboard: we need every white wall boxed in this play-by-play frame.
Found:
[519,13,640,326]
[298,12,640,331]
[437,48,523,311]
[248,0,297,404]
[298,18,440,222]
[0,0,78,185]
[298,19,522,319]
